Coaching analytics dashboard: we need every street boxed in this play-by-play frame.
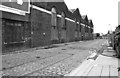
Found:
[0,0,119,77]
[2,39,108,76]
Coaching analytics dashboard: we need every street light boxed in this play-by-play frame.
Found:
[108,24,112,33]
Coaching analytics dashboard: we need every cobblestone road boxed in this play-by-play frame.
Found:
[2,39,108,76]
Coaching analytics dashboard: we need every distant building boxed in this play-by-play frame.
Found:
[94,33,102,39]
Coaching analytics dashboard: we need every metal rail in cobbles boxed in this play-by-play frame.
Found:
[2,53,74,76]
[2,51,64,71]
[22,54,74,76]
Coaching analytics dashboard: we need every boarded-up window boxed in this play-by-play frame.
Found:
[51,8,58,40]
[75,23,78,31]
[75,19,78,31]
[61,12,65,29]
[51,8,57,26]
[85,25,87,32]
[4,19,24,44]
[86,25,87,32]
[91,28,93,33]
[79,24,81,32]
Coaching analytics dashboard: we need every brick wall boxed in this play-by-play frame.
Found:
[1,11,31,53]
[0,18,3,53]
[30,8,51,47]
[1,2,94,53]
[66,20,76,42]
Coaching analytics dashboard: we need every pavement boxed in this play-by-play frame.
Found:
[65,46,119,77]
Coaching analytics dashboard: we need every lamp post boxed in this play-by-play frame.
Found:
[109,24,112,33]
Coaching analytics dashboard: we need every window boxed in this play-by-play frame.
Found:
[91,28,93,33]
[4,19,24,44]
[74,19,79,31]
[51,8,57,26]
[61,12,66,29]
[79,24,81,32]
[76,24,78,31]
[51,8,59,40]
[86,25,88,32]
[85,25,87,32]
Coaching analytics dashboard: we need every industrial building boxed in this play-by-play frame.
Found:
[0,0,94,53]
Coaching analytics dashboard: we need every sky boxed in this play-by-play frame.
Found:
[64,0,119,34]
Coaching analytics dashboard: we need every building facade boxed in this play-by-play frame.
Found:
[0,0,94,53]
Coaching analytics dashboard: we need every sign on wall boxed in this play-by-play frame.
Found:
[0,0,30,15]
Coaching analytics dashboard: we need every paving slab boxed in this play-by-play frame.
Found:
[66,47,119,77]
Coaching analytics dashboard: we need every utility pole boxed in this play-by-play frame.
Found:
[109,24,112,33]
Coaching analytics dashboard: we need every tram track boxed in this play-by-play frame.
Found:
[2,53,75,76]
[2,39,107,76]
[2,52,61,71]
[24,54,74,76]
[2,46,79,71]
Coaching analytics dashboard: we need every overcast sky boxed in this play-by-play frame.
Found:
[64,0,119,34]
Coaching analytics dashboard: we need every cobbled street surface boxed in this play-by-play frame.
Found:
[1,39,108,76]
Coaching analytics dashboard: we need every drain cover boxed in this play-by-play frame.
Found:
[61,49,66,50]
[36,56,40,58]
